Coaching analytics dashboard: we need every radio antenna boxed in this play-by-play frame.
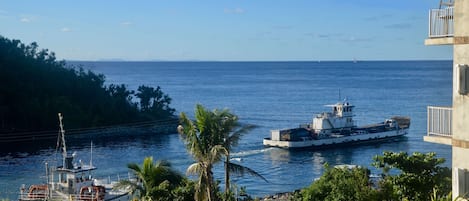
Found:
[338,89,341,102]
[90,141,93,167]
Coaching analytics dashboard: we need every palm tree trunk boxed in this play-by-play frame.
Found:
[225,152,230,198]
[207,185,212,201]
[206,166,215,201]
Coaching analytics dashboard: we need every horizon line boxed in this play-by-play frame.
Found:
[66,59,453,63]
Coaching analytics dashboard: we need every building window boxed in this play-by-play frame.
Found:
[456,168,469,198]
[458,64,469,95]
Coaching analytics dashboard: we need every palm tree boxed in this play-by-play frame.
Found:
[114,157,183,201]
[215,109,268,198]
[178,104,225,201]
[178,104,267,201]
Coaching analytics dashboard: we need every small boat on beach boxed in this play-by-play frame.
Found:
[263,100,410,149]
[18,113,131,201]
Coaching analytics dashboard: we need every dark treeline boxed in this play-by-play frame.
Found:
[0,36,175,134]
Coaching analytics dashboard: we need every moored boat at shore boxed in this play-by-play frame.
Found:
[263,101,410,149]
[18,113,131,201]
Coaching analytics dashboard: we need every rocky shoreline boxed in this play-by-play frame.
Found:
[259,190,300,201]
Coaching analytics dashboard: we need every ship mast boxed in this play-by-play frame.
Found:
[58,113,67,168]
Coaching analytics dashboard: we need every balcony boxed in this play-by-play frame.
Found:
[423,106,452,145]
[425,7,454,45]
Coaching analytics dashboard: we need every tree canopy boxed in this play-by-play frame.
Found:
[114,157,194,201]
[294,151,451,201]
[297,165,377,201]
[0,36,175,134]
[372,151,451,201]
[178,104,265,201]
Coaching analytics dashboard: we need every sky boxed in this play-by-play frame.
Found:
[0,0,453,61]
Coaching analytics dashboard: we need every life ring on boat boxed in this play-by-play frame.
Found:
[79,185,106,201]
[28,184,48,199]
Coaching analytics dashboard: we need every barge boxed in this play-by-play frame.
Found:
[263,101,410,149]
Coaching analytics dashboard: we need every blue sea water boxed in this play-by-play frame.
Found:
[0,61,453,199]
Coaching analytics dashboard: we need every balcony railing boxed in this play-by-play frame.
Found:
[428,7,454,38]
[427,106,452,137]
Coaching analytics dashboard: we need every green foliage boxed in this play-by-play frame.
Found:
[0,36,175,133]
[219,184,250,201]
[178,104,263,201]
[172,179,196,201]
[298,164,377,201]
[372,151,451,201]
[178,104,228,201]
[294,152,451,201]
[431,188,453,201]
[114,157,189,201]
[136,85,175,119]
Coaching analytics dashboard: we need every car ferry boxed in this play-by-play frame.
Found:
[263,101,410,149]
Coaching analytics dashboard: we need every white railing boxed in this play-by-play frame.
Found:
[428,7,454,38]
[427,106,452,137]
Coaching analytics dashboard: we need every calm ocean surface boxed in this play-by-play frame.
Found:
[0,61,453,199]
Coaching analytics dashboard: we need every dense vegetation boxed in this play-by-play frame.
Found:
[116,133,452,201]
[293,151,452,201]
[178,104,266,201]
[299,164,376,201]
[115,157,195,201]
[0,36,175,133]
[115,104,264,201]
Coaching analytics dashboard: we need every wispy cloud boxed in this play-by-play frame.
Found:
[19,14,38,23]
[385,23,412,29]
[341,36,374,43]
[224,8,245,14]
[120,21,133,26]
[20,17,31,23]
[61,27,71,32]
[305,32,344,39]
[305,32,373,43]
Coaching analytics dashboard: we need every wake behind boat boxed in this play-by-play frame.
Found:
[263,101,410,149]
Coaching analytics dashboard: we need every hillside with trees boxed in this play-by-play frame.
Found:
[0,36,176,136]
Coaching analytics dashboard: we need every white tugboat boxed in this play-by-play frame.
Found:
[18,113,131,201]
[263,101,410,149]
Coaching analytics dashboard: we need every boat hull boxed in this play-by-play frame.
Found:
[263,129,408,149]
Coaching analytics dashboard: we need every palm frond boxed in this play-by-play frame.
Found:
[186,162,203,176]
[179,112,206,160]
[143,157,154,174]
[113,179,143,196]
[210,145,227,163]
[195,104,209,134]
[153,160,184,186]
[226,161,269,183]
[227,124,257,149]
[127,163,142,174]
[178,112,196,138]
[156,159,172,168]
